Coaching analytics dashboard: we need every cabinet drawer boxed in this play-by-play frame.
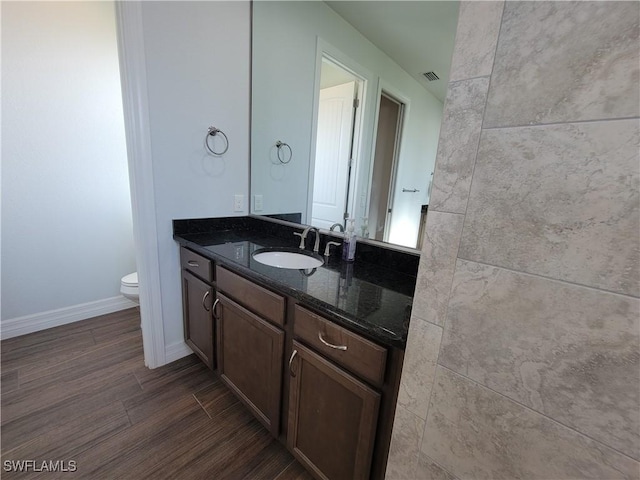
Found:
[294,305,387,386]
[180,247,213,282]
[216,266,285,327]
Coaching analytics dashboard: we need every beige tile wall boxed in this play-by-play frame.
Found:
[386,2,640,479]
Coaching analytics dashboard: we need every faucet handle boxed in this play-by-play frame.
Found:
[293,231,305,249]
[324,241,342,257]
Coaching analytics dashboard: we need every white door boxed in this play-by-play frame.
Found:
[311,81,356,230]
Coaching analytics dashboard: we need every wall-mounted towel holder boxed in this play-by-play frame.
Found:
[276,140,292,164]
[205,126,229,156]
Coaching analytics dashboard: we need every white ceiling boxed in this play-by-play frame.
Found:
[325,1,460,102]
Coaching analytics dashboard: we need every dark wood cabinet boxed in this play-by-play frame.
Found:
[179,249,402,479]
[181,270,215,369]
[287,341,380,480]
[216,292,285,436]
[294,305,387,387]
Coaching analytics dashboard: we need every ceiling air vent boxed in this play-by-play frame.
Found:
[422,71,440,81]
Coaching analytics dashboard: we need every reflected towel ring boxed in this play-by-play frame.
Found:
[276,140,292,164]
[205,126,229,156]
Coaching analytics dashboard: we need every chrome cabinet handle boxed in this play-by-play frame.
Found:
[289,349,298,377]
[187,260,199,267]
[202,290,211,311]
[212,298,220,319]
[318,332,347,351]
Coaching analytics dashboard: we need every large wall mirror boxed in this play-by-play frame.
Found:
[250,1,459,249]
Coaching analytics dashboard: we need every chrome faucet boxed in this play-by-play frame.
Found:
[324,241,342,257]
[293,226,320,253]
[330,223,344,233]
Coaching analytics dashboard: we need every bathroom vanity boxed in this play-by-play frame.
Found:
[173,215,418,480]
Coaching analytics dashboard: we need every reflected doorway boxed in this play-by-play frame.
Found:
[311,58,364,230]
[368,93,404,242]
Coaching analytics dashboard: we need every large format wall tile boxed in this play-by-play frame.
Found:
[422,367,640,480]
[413,211,465,327]
[385,405,425,480]
[416,454,458,480]
[459,119,640,297]
[440,260,640,460]
[429,77,489,214]
[484,1,640,127]
[397,317,442,420]
[448,1,503,82]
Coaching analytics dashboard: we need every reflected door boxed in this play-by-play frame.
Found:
[311,81,356,230]
[369,94,403,242]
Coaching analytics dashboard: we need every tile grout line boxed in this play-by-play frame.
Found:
[448,74,492,85]
[272,458,297,480]
[133,371,144,391]
[456,0,506,229]
[456,255,640,300]
[422,452,460,480]
[122,400,135,428]
[483,115,640,131]
[192,393,212,420]
[417,2,507,467]
[437,364,640,464]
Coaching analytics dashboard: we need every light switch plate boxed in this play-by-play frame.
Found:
[254,194,263,211]
[234,194,244,212]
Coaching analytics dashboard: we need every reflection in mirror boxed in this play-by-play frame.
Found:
[251,1,459,249]
[312,57,364,231]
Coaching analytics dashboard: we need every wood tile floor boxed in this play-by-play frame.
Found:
[1,308,313,479]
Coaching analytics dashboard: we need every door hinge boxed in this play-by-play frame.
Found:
[353,98,360,109]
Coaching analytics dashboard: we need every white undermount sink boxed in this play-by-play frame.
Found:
[252,248,324,269]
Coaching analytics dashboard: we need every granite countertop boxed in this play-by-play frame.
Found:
[173,216,418,349]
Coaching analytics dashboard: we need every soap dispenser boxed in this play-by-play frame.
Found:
[342,219,357,262]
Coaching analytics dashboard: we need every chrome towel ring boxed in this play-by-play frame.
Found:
[276,140,292,164]
[205,126,229,156]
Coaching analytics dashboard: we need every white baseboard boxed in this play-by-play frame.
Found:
[0,296,138,340]
[164,340,193,364]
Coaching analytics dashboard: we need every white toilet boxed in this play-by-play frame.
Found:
[120,272,139,304]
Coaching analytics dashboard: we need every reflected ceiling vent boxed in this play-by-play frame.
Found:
[422,71,440,81]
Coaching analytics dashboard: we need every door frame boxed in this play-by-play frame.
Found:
[307,38,373,227]
[115,2,165,368]
[366,81,409,242]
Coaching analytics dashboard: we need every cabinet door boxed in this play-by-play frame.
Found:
[182,270,215,369]
[216,293,284,436]
[287,341,380,480]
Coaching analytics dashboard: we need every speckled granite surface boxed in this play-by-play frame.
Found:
[173,216,418,349]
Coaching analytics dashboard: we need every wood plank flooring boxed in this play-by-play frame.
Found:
[1,308,313,479]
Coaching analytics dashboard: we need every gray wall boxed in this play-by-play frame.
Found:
[138,1,250,355]
[386,2,639,479]
[251,1,444,246]
[1,2,135,322]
